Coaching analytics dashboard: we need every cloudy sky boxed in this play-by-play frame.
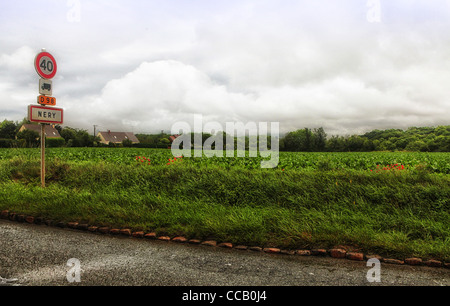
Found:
[1,0,449,136]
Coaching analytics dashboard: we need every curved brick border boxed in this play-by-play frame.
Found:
[1,210,449,270]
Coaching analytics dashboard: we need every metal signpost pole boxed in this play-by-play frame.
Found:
[40,123,46,188]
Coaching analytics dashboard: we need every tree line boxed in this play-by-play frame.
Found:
[0,119,174,148]
[281,126,450,152]
[0,119,97,148]
[1,118,449,152]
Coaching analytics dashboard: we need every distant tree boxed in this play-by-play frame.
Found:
[122,138,133,147]
[326,136,345,152]
[60,127,77,145]
[136,133,172,148]
[346,135,365,152]
[61,127,93,147]
[435,126,450,136]
[283,128,315,152]
[158,138,170,148]
[362,139,375,152]
[16,129,39,148]
[312,127,327,151]
[433,135,450,152]
[393,137,409,150]
[76,130,92,147]
[405,140,428,152]
[46,138,66,148]
[378,140,396,151]
[304,128,312,151]
[0,120,17,139]
[283,130,302,152]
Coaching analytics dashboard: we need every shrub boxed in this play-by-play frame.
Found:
[0,139,15,148]
[46,137,66,148]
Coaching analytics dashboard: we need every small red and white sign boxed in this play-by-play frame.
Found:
[28,105,64,124]
[35,51,57,79]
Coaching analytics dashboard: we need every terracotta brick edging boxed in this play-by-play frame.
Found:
[1,209,449,270]
[346,252,365,261]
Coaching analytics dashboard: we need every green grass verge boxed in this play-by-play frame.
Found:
[0,156,449,261]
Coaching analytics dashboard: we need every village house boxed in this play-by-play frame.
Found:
[169,134,180,143]
[97,131,140,145]
[18,124,61,138]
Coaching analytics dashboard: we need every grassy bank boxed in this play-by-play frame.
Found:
[0,155,449,261]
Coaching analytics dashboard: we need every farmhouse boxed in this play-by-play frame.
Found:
[18,124,61,138]
[169,134,180,143]
[97,131,140,145]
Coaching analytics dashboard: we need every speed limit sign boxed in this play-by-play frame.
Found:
[35,51,57,79]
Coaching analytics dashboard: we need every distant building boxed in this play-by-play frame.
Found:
[169,135,180,143]
[18,124,61,138]
[97,131,140,145]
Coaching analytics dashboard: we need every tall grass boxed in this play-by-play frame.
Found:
[0,154,449,261]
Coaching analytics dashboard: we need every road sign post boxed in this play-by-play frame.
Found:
[35,51,57,80]
[39,79,53,95]
[41,124,46,188]
[28,105,64,124]
[37,95,57,106]
[32,49,61,188]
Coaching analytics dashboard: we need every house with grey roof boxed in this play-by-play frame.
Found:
[97,131,140,145]
[18,124,61,138]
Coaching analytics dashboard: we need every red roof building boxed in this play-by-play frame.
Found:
[169,135,180,143]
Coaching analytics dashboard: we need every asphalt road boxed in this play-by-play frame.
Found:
[0,219,448,287]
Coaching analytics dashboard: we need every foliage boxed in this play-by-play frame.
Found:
[60,127,93,147]
[0,120,17,139]
[46,137,66,148]
[135,133,172,148]
[16,129,40,148]
[282,128,326,152]
[2,118,449,151]
[0,139,15,148]
[122,138,133,147]
[282,125,450,152]
[0,148,449,175]
[0,149,448,261]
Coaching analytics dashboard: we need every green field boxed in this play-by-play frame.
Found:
[1,147,449,172]
[0,148,449,261]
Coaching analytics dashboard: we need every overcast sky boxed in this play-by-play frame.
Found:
[1,0,449,136]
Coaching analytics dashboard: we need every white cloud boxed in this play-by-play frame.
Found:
[0,46,35,71]
[66,60,251,133]
[1,1,450,135]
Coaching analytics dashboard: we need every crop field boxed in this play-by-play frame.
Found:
[0,148,449,261]
[0,147,449,173]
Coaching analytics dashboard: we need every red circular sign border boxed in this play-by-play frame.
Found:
[35,52,57,79]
